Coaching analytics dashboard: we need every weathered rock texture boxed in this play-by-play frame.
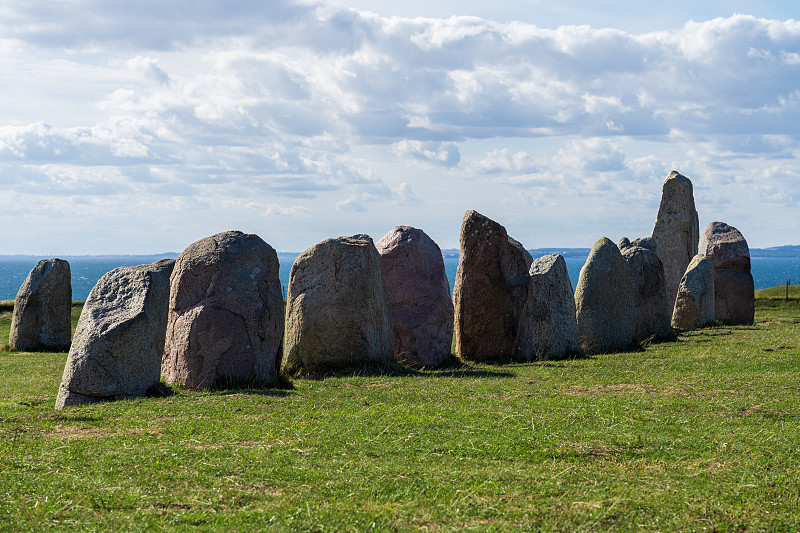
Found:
[618,238,672,342]
[56,259,175,408]
[9,258,72,352]
[518,254,580,360]
[672,254,715,330]
[699,221,755,325]
[453,210,533,362]
[162,231,284,390]
[376,226,453,368]
[283,234,395,376]
[650,171,700,315]
[575,238,637,354]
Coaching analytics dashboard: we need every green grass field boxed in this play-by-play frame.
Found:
[0,288,798,531]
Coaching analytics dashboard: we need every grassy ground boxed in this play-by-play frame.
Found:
[0,290,798,531]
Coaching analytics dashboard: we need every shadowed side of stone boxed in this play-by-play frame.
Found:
[518,253,580,360]
[283,234,395,376]
[575,237,637,354]
[376,226,454,369]
[452,210,532,363]
[672,254,715,330]
[162,231,284,390]
[56,259,175,408]
[699,221,754,325]
[9,258,72,352]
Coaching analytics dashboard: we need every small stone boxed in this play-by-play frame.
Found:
[650,171,700,316]
[56,259,175,408]
[376,226,454,368]
[672,254,716,330]
[283,234,395,376]
[9,258,72,352]
[575,237,637,354]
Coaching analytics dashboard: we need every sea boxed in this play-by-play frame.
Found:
[1,251,799,301]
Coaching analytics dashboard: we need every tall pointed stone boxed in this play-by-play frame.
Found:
[699,221,754,325]
[650,171,700,315]
[575,238,637,354]
[453,210,532,362]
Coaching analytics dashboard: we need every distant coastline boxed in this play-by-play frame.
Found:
[1,244,799,261]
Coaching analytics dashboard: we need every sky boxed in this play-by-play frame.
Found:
[1,1,798,254]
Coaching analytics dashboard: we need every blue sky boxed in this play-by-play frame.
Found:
[1,1,798,254]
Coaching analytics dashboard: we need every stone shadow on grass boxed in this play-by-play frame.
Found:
[399,355,516,379]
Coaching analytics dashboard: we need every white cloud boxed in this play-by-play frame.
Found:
[0,7,799,252]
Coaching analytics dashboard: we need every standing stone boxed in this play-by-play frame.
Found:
[650,171,700,315]
[55,260,175,408]
[453,210,532,362]
[518,254,580,360]
[162,231,284,390]
[575,237,637,354]
[672,254,715,330]
[618,238,672,342]
[9,258,72,352]
[283,234,395,376]
[376,226,454,368]
[699,221,755,325]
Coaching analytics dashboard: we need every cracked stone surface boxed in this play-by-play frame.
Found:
[453,210,532,362]
[162,231,284,390]
[376,226,453,369]
[56,259,175,408]
[9,258,72,352]
[282,234,395,376]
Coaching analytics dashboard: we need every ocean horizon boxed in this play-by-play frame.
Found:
[2,247,799,302]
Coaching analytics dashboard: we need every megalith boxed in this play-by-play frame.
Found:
[452,210,532,362]
[9,258,72,352]
[283,234,395,376]
[672,254,715,330]
[56,259,175,408]
[650,171,700,315]
[375,226,454,368]
[618,238,672,342]
[518,253,580,360]
[699,221,755,325]
[575,237,637,354]
[162,231,284,390]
